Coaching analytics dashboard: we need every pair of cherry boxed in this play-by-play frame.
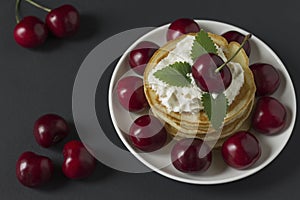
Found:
[16,114,96,188]
[14,0,80,48]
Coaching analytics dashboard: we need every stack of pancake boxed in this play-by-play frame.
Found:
[143,33,256,148]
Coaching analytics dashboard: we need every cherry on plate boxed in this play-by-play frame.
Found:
[129,41,159,75]
[167,18,200,41]
[116,76,148,112]
[129,115,167,152]
[222,131,261,169]
[16,151,54,187]
[192,53,232,93]
[34,113,70,148]
[14,16,48,48]
[222,30,251,56]
[171,138,212,173]
[250,63,280,96]
[46,4,80,38]
[62,140,96,179]
[252,96,287,135]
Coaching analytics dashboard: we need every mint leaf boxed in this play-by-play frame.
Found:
[191,29,217,61]
[154,62,192,87]
[202,93,228,130]
[191,42,207,61]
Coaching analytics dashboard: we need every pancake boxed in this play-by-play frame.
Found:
[143,32,256,147]
[159,99,253,139]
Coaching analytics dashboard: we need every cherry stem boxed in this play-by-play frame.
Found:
[215,33,252,72]
[25,0,51,12]
[15,0,21,23]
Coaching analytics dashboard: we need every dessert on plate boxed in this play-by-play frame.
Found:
[114,19,290,177]
[143,31,256,148]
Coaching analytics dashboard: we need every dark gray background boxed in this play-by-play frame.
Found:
[1,0,299,199]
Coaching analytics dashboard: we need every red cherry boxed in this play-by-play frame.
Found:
[62,140,96,179]
[167,18,200,41]
[117,76,148,112]
[34,114,69,148]
[46,5,80,38]
[222,131,261,169]
[222,31,251,56]
[192,53,232,93]
[16,151,54,187]
[14,16,48,48]
[250,63,280,96]
[129,41,159,75]
[129,115,167,152]
[171,138,212,173]
[252,96,287,135]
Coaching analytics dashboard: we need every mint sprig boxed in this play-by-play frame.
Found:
[202,93,228,130]
[191,29,217,61]
[153,62,192,87]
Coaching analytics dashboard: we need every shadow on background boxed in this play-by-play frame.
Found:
[95,56,128,151]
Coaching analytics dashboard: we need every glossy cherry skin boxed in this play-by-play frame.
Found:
[16,152,54,187]
[117,76,148,112]
[222,131,261,169]
[252,96,287,135]
[250,63,280,96]
[34,114,69,148]
[129,115,167,152]
[14,16,48,48]
[46,5,80,38]
[171,138,212,173]
[62,140,96,179]
[222,31,251,56]
[167,18,200,41]
[192,53,232,93]
[129,41,159,75]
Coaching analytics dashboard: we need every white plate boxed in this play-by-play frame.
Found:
[108,20,297,184]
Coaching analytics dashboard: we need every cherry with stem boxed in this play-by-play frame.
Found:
[25,0,80,38]
[14,0,49,48]
[192,33,251,93]
[16,0,80,41]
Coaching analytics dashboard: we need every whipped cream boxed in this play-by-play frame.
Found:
[147,35,244,113]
